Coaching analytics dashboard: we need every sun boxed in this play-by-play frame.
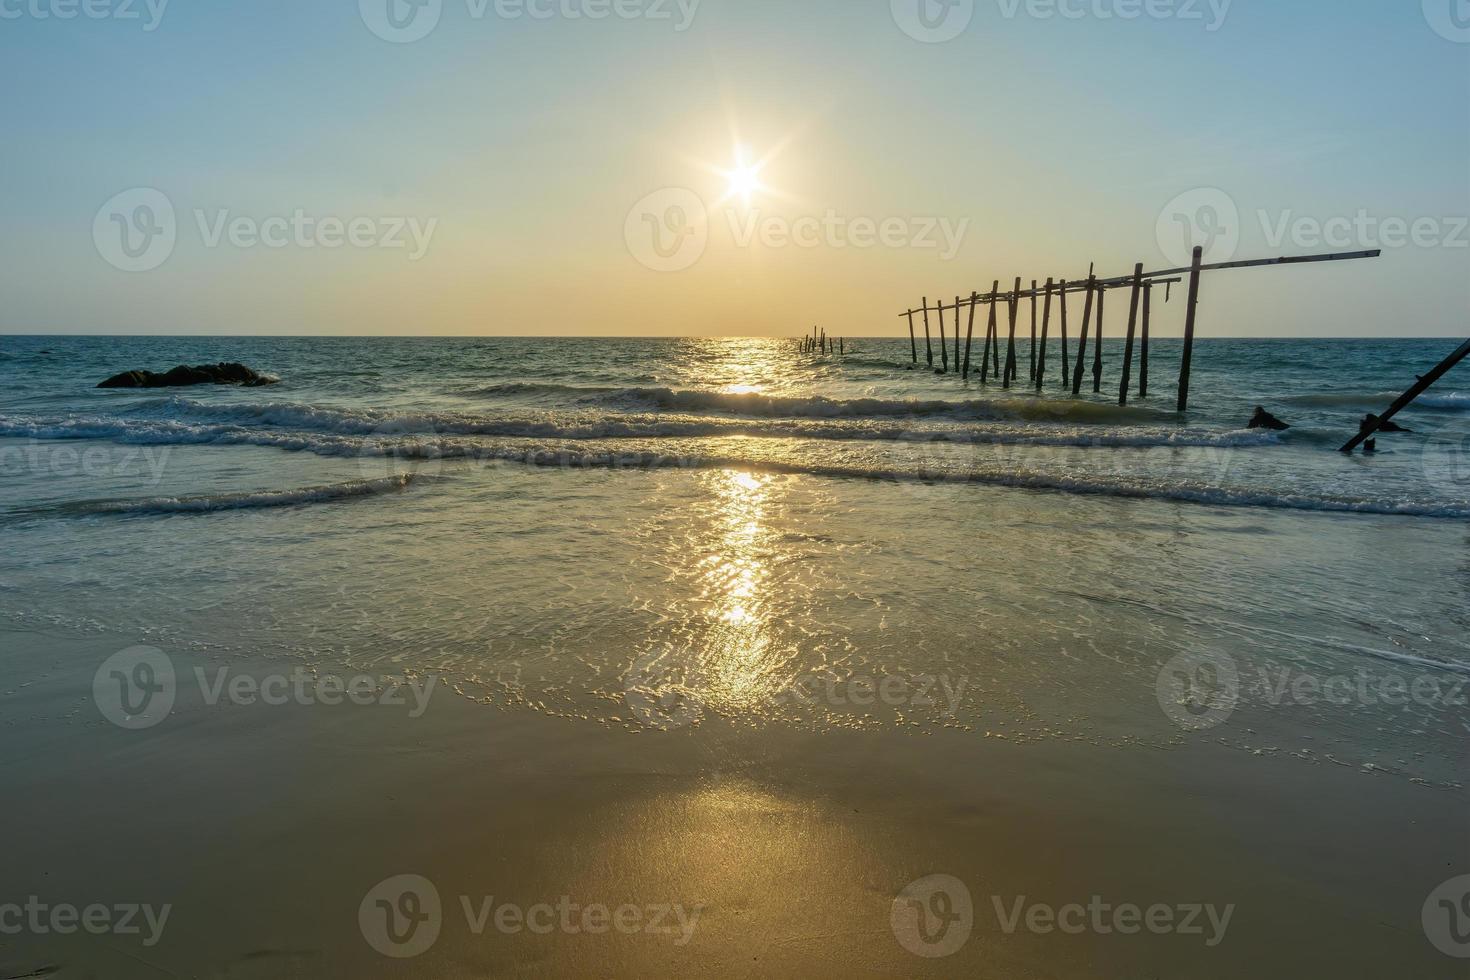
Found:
[718,145,766,208]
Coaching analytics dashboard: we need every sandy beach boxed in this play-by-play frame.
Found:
[2,621,1465,978]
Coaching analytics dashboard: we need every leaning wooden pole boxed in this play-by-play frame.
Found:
[1177,246,1203,411]
[1071,276,1096,396]
[907,310,918,364]
[980,281,999,383]
[922,298,934,367]
[1091,286,1106,393]
[1036,278,1053,391]
[962,292,978,380]
[1340,337,1470,453]
[1118,263,1143,406]
[1139,283,1151,397]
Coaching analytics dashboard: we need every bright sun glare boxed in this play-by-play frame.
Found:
[719,146,766,208]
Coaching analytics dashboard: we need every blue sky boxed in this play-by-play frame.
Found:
[1,0,1467,335]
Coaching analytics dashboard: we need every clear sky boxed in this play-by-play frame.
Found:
[1,0,1467,336]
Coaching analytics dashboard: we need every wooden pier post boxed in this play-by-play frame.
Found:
[962,292,978,379]
[1059,280,1070,389]
[1036,277,1054,391]
[906,310,918,364]
[922,298,934,367]
[1092,286,1105,393]
[937,298,949,373]
[1029,280,1038,383]
[1004,277,1021,388]
[1177,246,1203,411]
[1071,276,1096,396]
[980,282,999,383]
[1140,283,1151,397]
[1118,263,1143,406]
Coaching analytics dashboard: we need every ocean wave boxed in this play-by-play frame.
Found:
[0,416,1459,518]
[591,386,1177,423]
[1284,390,1468,411]
[41,474,419,517]
[0,406,1282,450]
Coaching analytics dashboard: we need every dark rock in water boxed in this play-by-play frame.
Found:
[1363,413,1412,434]
[1248,406,1290,431]
[98,362,278,389]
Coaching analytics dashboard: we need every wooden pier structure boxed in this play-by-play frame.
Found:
[898,248,1383,411]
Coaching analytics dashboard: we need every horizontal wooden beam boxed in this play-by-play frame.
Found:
[898,249,1383,317]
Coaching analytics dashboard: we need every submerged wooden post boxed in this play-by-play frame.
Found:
[980,282,999,383]
[1036,277,1053,391]
[937,298,949,373]
[906,310,918,364]
[962,292,978,380]
[1091,286,1105,393]
[1118,263,1143,406]
[1058,280,1070,389]
[1177,246,1203,411]
[1029,280,1038,383]
[1140,284,1151,397]
[1340,337,1470,452]
[922,298,934,367]
[1004,278,1021,388]
[1071,276,1096,396]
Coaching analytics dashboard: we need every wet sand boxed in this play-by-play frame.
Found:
[2,629,1465,978]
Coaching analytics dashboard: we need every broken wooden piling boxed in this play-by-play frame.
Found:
[1339,337,1470,453]
[1177,246,1203,411]
[1118,264,1143,406]
[1071,276,1096,396]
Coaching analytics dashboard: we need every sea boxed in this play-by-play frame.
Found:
[2,335,1468,785]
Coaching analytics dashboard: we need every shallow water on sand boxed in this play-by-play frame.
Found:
[1,336,1468,786]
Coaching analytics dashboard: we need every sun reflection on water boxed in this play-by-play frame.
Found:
[688,468,790,717]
